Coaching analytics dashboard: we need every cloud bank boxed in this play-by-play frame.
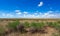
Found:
[0,10,60,18]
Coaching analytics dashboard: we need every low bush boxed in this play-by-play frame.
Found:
[17,24,28,33]
[30,22,37,28]
[7,20,20,31]
[30,22,45,29]
[57,21,60,24]
[47,22,58,27]
[0,27,5,36]
[24,22,30,28]
[29,22,46,33]
[47,22,53,27]
[47,22,60,33]
[37,22,45,29]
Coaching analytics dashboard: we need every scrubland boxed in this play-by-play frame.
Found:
[0,19,60,36]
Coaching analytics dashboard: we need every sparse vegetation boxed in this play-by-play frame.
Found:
[57,21,60,24]
[52,33,60,36]
[24,22,30,28]
[7,20,20,30]
[0,19,60,36]
[0,26,5,36]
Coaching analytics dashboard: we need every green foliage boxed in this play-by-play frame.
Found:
[30,22,37,28]
[47,22,58,27]
[47,22,60,33]
[47,22,53,27]
[30,22,45,29]
[24,22,30,28]
[36,22,45,29]
[7,20,20,29]
[53,23,60,33]
[0,27,5,34]
[57,21,60,24]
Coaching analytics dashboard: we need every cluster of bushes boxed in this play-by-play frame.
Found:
[0,27,5,36]
[5,21,47,34]
[0,20,20,36]
[47,22,60,29]
[28,22,47,33]
[0,20,60,36]
[7,20,20,31]
[46,22,60,33]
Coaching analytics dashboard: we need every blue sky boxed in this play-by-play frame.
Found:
[0,0,60,18]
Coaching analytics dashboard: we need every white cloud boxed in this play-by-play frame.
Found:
[40,11,60,18]
[21,10,60,18]
[16,12,21,15]
[15,10,22,15]
[39,13,42,15]
[23,11,28,14]
[23,10,60,18]
[15,10,20,13]
[0,10,60,18]
[34,13,38,15]
[38,2,43,7]
[47,11,53,13]
[6,14,13,17]
[1,13,14,18]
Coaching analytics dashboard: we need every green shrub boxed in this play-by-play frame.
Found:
[30,22,45,29]
[47,22,60,33]
[47,22,57,27]
[36,22,45,29]
[0,27,5,36]
[50,22,60,29]
[30,22,37,28]
[0,27,5,33]
[24,22,30,28]
[47,22,53,26]
[7,20,20,29]
[57,21,60,24]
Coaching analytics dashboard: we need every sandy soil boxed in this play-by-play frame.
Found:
[6,26,57,36]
